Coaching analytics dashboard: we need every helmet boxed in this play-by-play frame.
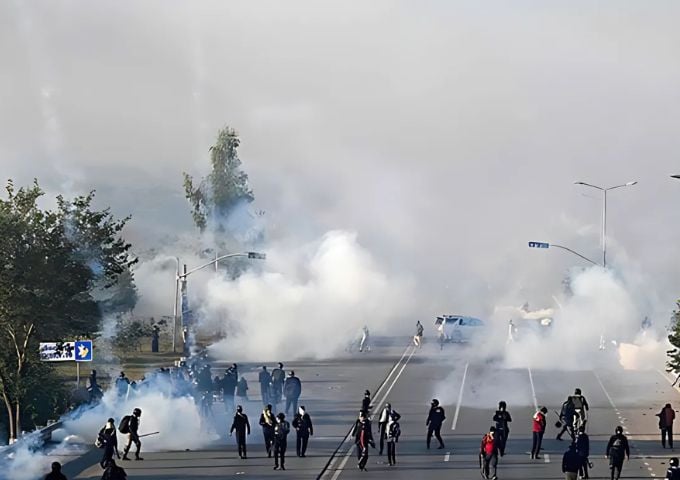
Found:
[133,408,142,416]
[364,390,370,396]
[671,457,679,467]
[615,425,623,434]
[266,404,273,410]
[431,399,439,406]
[498,401,506,410]
[489,426,496,432]
[277,413,285,420]
[236,405,243,412]
[574,388,582,395]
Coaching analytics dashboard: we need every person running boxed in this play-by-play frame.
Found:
[45,462,67,480]
[562,443,581,480]
[575,425,590,479]
[353,410,375,471]
[570,388,589,431]
[386,410,401,466]
[426,399,446,449]
[480,426,500,480]
[97,418,120,469]
[273,413,290,470]
[606,426,630,480]
[657,403,676,449]
[493,401,512,456]
[259,404,276,458]
[414,321,424,347]
[531,406,548,459]
[121,408,143,461]
[667,457,680,480]
[230,405,251,459]
[557,397,576,442]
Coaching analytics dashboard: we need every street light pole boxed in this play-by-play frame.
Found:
[574,181,637,267]
[528,241,601,266]
[172,257,179,353]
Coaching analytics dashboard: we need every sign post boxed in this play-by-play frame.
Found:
[40,340,93,386]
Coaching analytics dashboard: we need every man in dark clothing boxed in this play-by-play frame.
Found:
[101,459,127,480]
[606,426,630,480]
[353,411,375,471]
[557,398,576,441]
[361,390,372,414]
[271,363,285,408]
[98,418,120,468]
[115,372,129,398]
[230,405,251,459]
[292,406,314,457]
[480,426,500,480]
[222,367,238,413]
[259,366,272,405]
[45,462,67,480]
[667,457,680,480]
[531,406,548,459]
[657,403,676,448]
[283,371,302,415]
[122,408,143,461]
[273,412,291,470]
[426,398,446,449]
[562,443,581,480]
[378,403,400,455]
[259,404,276,457]
[575,425,590,479]
[493,401,512,456]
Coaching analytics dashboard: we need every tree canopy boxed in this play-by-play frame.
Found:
[183,126,254,232]
[667,299,680,373]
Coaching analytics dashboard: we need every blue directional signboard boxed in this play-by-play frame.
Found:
[74,340,93,362]
[528,241,550,249]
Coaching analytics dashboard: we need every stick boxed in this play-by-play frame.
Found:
[138,432,160,438]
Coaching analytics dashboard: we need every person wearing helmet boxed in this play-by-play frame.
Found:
[122,408,143,461]
[569,388,589,431]
[480,426,500,480]
[45,462,67,480]
[273,412,291,470]
[259,404,276,457]
[426,399,446,449]
[230,405,251,459]
[353,410,375,471]
[575,425,590,479]
[361,390,372,414]
[605,426,630,480]
[531,406,548,459]
[98,417,120,469]
[667,457,680,479]
[557,397,576,442]
[493,401,512,456]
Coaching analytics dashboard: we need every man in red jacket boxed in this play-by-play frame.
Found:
[480,426,500,480]
[531,406,548,460]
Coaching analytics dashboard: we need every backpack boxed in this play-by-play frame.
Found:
[571,395,584,410]
[388,422,401,440]
[119,415,131,434]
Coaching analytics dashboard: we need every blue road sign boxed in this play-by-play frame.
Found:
[74,340,93,362]
[528,241,550,249]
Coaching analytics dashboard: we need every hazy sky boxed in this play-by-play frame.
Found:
[2,1,680,316]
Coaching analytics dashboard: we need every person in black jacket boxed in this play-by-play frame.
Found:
[292,406,314,457]
[271,363,286,408]
[562,443,581,480]
[493,401,512,456]
[361,390,372,414]
[45,462,67,480]
[98,418,120,468]
[230,405,251,459]
[273,413,291,470]
[101,459,127,480]
[283,371,302,415]
[259,366,272,405]
[353,411,375,471]
[666,457,680,480]
[606,426,630,480]
[259,404,276,457]
[222,367,238,413]
[122,408,143,461]
[575,425,590,479]
[426,399,446,449]
[378,403,400,455]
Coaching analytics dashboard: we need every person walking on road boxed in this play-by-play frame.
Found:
[426,399,446,449]
[271,363,286,409]
[557,397,576,441]
[283,371,302,415]
[493,401,512,456]
[657,403,676,449]
[101,459,127,480]
[45,462,67,480]
[531,406,548,459]
[259,366,272,405]
[273,413,290,470]
[121,408,143,461]
[562,443,581,480]
[353,410,375,471]
[480,426,500,480]
[414,321,424,347]
[230,405,251,459]
[386,410,401,466]
[666,457,680,479]
[359,325,370,352]
[378,403,400,455]
[97,418,120,469]
[361,390,372,414]
[259,404,276,457]
[606,425,630,480]
[575,425,590,479]
[292,406,313,457]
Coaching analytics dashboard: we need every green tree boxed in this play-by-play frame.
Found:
[667,299,680,373]
[183,126,254,232]
[0,180,135,442]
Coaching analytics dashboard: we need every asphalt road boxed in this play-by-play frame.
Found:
[62,337,680,480]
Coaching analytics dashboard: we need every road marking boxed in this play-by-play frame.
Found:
[328,345,417,480]
[444,451,451,462]
[528,367,538,410]
[544,453,550,463]
[451,363,469,430]
[593,370,618,410]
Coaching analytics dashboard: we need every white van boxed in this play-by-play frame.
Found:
[435,315,485,343]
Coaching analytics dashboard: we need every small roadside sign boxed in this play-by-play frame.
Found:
[74,340,93,362]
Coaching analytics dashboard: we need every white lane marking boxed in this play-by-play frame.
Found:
[544,453,550,463]
[444,451,451,462]
[451,363,469,430]
[528,367,538,411]
[593,370,618,410]
[329,345,417,480]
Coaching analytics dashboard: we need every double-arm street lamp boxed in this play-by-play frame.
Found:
[171,251,266,353]
[573,181,637,268]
